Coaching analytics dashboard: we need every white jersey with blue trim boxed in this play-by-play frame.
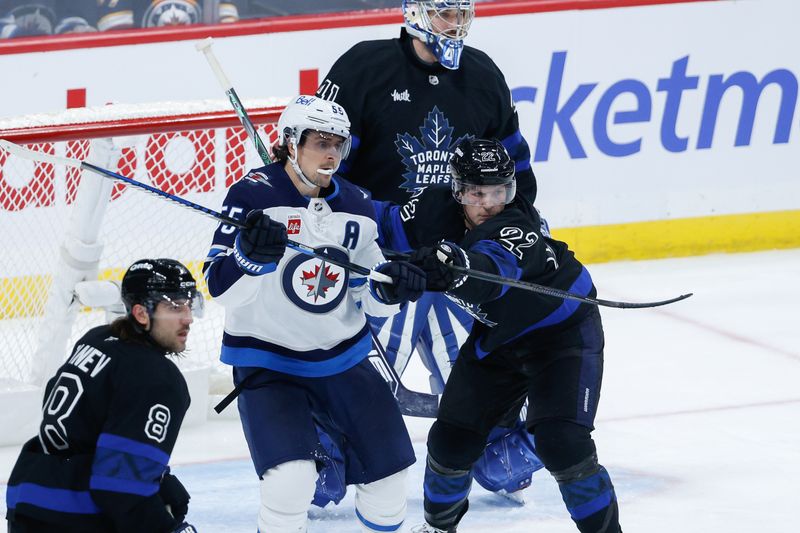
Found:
[203,163,398,378]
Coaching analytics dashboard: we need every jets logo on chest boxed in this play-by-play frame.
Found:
[282,247,350,313]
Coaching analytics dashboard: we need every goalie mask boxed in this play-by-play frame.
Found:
[278,95,352,189]
[121,258,204,320]
[450,138,516,207]
[403,0,475,70]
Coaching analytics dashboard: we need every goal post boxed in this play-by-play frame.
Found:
[0,99,286,445]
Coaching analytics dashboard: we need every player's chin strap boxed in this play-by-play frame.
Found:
[287,137,329,190]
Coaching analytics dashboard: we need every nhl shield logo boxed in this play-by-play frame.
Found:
[428,75,439,86]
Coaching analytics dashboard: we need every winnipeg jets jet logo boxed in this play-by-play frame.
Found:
[395,107,471,192]
[282,247,350,313]
[300,260,341,302]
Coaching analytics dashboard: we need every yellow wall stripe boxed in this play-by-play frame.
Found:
[551,209,800,264]
[0,260,210,320]
[2,210,799,319]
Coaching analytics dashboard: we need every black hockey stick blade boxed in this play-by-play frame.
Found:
[367,324,439,418]
[449,264,694,309]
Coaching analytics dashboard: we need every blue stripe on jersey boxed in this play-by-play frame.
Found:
[220,328,372,377]
[501,130,532,172]
[349,277,367,287]
[373,200,412,251]
[469,240,522,298]
[321,176,341,202]
[356,508,404,531]
[89,475,159,497]
[205,253,247,297]
[350,134,361,152]
[474,267,593,359]
[96,433,169,466]
[6,483,101,514]
[90,434,167,496]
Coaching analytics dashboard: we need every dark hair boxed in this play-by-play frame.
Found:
[272,129,311,164]
[109,315,152,347]
[271,143,290,164]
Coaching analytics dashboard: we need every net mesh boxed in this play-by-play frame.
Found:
[0,102,281,392]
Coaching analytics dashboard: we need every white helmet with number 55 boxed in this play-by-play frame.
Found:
[277,95,352,159]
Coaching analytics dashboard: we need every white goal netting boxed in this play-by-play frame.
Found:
[0,99,286,441]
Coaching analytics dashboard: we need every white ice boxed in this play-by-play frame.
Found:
[2,249,799,532]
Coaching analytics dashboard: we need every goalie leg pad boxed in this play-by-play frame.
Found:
[473,420,544,494]
[258,459,317,533]
[311,425,347,508]
[354,468,408,532]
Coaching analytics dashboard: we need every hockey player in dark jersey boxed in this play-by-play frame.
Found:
[316,0,542,504]
[374,138,621,533]
[5,258,201,533]
[203,95,426,532]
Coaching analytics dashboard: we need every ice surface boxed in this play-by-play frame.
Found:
[3,249,799,532]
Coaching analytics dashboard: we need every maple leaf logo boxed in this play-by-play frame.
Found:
[394,106,471,192]
[300,260,340,302]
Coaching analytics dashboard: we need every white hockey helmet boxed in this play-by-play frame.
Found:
[277,95,352,188]
[402,0,475,70]
[277,95,351,159]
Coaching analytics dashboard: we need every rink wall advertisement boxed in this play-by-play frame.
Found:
[0,0,798,262]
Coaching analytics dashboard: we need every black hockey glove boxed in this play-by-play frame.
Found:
[160,469,190,524]
[371,261,426,305]
[408,241,469,292]
[234,209,288,275]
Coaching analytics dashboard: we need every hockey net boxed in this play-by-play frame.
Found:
[0,99,286,438]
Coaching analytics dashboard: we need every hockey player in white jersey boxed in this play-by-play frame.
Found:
[203,95,425,533]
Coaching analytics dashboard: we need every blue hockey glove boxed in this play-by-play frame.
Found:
[173,522,198,533]
[234,209,288,275]
[409,241,469,291]
[160,468,190,524]
[371,261,426,305]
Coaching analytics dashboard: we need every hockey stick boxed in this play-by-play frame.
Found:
[382,249,692,309]
[195,38,272,164]
[195,39,440,417]
[365,322,438,418]
[0,139,392,284]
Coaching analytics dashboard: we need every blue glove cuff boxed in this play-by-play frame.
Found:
[368,261,393,305]
[234,234,277,276]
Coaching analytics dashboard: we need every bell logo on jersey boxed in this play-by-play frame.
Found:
[287,216,302,235]
[281,247,350,313]
[395,106,471,192]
